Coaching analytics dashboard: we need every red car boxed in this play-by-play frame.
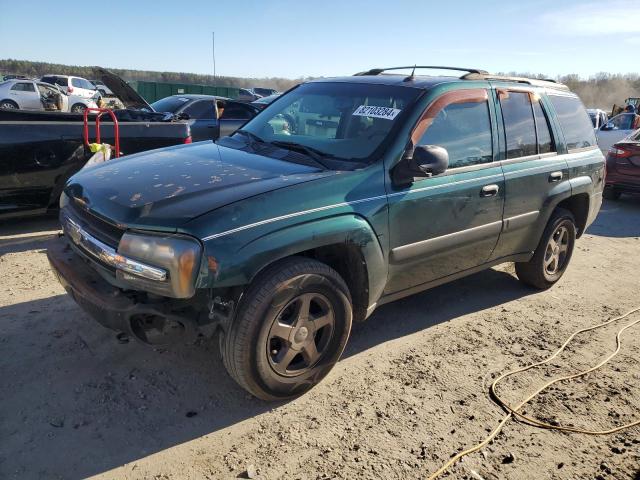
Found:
[604,131,640,200]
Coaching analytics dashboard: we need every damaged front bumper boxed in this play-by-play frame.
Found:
[47,234,201,345]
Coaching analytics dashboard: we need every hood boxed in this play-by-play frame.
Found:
[92,67,151,110]
[65,142,334,230]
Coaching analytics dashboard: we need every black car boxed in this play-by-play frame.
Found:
[253,87,279,97]
[251,93,282,110]
[150,95,260,142]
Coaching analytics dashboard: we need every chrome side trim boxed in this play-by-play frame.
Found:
[390,220,503,262]
[202,173,506,242]
[201,195,388,241]
[388,173,504,198]
[503,210,539,231]
[62,215,167,281]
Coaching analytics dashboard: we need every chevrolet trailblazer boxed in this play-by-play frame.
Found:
[47,66,604,400]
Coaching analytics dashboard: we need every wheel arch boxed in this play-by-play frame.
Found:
[0,99,18,108]
[556,193,590,238]
[210,214,387,323]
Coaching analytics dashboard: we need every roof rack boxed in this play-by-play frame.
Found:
[354,66,489,76]
[461,72,569,91]
[354,66,569,91]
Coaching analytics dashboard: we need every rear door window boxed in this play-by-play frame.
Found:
[418,98,493,168]
[183,100,215,119]
[10,82,35,92]
[71,78,84,88]
[221,102,256,120]
[499,91,537,159]
[548,94,597,150]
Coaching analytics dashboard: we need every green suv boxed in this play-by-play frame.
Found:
[48,66,604,400]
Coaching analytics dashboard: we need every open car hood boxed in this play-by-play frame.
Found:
[92,67,151,110]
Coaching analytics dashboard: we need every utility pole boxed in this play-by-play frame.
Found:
[212,31,216,82]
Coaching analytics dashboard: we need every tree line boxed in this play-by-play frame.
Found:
[0,59,307,92]
[3,59,639,111]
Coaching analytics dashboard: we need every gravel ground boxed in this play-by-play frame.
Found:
[1,197,639,480]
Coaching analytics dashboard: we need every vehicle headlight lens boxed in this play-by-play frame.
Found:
[117,232,202,298]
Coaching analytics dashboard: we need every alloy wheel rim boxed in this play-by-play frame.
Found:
[544,225,569,275]
[266,292,335,377]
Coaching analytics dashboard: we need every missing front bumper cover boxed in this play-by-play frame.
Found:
[47,235,198,345]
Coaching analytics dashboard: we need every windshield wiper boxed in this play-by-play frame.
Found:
[269,140,331,169]
[235,129,266,149]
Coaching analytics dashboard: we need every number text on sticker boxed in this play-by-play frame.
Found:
[353,105,401,120]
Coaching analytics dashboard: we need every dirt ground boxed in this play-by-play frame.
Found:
[1,197,639,480]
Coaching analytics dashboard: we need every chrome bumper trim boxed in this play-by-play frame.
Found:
[62,214,167,282]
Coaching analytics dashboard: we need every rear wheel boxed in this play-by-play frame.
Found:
[515,208,576,289]
[603,186,621,200]
[0,100,18,109]
[71,103,86,113]
[220,257,353,400]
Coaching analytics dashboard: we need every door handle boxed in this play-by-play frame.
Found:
[480,184,499,197]
[549,171,563,182]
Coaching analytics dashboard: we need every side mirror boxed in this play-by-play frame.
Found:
[413,145,449,177]
[601,122,614,131]
[392,144,449,186]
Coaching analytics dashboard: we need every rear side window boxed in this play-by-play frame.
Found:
[183,100,215,119]
[548,95,597,150]
[499,91,537,159]
[43,76,68,88]
[10,82,35,92]
[71,78,84,88]
[418,100,493,168]
[532,98,554,154]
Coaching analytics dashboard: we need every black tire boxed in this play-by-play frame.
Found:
[0,100,18,109]
[71,103,86,113]
[603,186,621,201]
[515,208,576,290]
[220,256,353,400]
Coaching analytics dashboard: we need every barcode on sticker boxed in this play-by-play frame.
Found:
[352,105,401,120]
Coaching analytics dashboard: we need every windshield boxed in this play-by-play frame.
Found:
[150,96,191,113]
[236,82,420,162]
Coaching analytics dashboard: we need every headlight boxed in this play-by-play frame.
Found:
[117,232,202,298]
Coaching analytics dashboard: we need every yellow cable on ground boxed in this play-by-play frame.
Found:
[427,306,640,480]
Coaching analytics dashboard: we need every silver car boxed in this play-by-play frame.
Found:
[0,79,97,112]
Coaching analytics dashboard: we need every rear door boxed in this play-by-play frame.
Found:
[385,88,504,295]
[219,101,257,137]
[490,87,570,260]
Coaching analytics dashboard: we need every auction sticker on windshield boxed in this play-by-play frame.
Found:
[352,105,401,120]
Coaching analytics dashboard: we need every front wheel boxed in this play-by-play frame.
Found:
[220,257,353,400]
[71,103,86,113]
[515,208,576,289]
[0,100,18,109]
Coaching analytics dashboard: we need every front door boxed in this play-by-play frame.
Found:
[385,88,504,295]
[182,99,218,141]
[597,113,637,155]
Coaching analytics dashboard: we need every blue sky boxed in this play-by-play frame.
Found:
[0,0,638,79]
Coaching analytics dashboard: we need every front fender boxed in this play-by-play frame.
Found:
[202,214,387,308]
